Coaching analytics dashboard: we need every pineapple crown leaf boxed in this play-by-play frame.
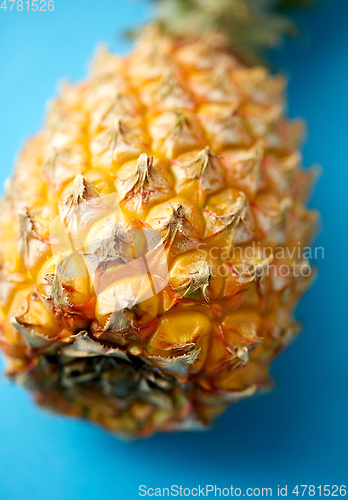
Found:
[149,0,313,62]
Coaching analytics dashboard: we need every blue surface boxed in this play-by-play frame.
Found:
[0,1,347,499]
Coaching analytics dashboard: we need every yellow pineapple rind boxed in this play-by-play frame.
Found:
[0,29,317,438]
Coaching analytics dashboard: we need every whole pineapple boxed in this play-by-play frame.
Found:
[0,1,318,438]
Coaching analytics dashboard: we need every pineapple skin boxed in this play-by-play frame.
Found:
[0,28,318,438]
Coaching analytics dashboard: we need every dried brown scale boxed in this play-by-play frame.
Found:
[0,28,318,438]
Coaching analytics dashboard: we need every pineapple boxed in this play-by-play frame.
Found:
[0,2,318,438]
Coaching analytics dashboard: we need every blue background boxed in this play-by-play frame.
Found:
[0,1,347,498]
